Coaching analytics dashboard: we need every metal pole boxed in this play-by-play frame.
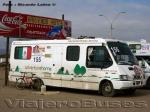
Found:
[61,14,65,39]
[62,14,64,20]
[99,12,126,39]
[5,1,11,86]
[110,23,113,38]
[19,20,21,37]
[62,14,64,29]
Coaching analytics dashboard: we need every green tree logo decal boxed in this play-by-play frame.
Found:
[74,64,86,76]
[57,67,64,74]
[15,66,20,72]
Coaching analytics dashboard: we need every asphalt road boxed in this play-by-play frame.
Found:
[0,67,150,112]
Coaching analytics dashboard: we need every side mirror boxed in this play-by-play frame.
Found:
[139,60,146,68]
[142,65,146,68]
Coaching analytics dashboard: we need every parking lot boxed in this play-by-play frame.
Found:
[0,66,150,112]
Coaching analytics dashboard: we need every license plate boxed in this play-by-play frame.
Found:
[136,81,141,85]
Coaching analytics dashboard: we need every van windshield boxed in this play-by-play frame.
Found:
[107,41,137,65]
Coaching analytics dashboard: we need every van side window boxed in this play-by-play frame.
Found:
[86,46,112,68]
[14,46,32,60]
[66,46,80,61]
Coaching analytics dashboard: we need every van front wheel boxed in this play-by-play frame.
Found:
[146,78,150,89]
[101,81,116,97]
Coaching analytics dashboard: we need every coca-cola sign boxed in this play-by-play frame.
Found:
[2,14,23,25]
[0,11,71,39]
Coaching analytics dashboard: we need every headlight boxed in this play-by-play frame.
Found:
[120,75,128,81]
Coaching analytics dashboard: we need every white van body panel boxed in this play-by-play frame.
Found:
[9,38,144,91]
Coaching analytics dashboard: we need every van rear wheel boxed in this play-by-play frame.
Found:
[33,79,44,91]
[101,81,116,97]
[16,78,25,90]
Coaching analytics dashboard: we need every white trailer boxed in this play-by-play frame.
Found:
[128,40,150,89]
[9,38,144,96]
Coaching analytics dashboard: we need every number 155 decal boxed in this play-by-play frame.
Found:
[33,57,41,62]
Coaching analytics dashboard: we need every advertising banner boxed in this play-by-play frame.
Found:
[0,11,71,39]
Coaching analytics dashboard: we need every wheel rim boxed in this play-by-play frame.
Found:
[101,81,114,96]
[16,79,25,89]
[104,82,112,93]
[34,79,43,91]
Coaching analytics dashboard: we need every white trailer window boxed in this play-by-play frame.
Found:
[14,46,32,60]
[66,46,80,61]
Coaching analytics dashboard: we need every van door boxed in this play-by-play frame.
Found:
[83,46,113,90]
[62,46,80,88]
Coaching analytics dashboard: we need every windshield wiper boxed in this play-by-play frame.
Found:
[128,60,137,65]
[118,61,133,65]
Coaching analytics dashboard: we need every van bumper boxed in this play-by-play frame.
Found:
[112,80,144,90]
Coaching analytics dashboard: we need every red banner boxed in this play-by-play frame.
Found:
[0,11,71,39]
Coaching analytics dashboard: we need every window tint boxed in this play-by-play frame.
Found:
[66,46,80,61]
[108,42,137,65]
[86,46,112,68]
[14,46,32,60]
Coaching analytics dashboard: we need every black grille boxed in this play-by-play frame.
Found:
[128,67,133,70]
[134,75,142,80]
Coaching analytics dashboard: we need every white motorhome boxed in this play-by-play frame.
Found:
[128,40,150,89]
[9,38,144,96]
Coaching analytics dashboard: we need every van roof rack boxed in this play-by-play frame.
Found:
[78,36,95,39]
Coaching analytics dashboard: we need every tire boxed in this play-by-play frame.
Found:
[146,78,150,89]
[33,79,44,91]
[16,78,25,90]
[123,89,136,95]
[101,81,116,97]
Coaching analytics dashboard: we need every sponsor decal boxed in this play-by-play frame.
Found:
[25,66,51,71]
[33,45,45,54]
[1,14,23,25]
[45,54,51,58]
[56,64,87,76]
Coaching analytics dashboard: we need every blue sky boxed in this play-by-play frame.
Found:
[0,0,150,49]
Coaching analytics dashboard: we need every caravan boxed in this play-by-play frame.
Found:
[9,38,144,96]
